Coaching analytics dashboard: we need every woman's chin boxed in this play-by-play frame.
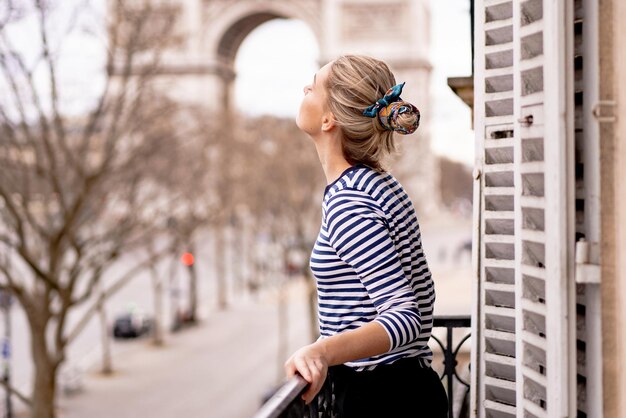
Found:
[295,116,307,134]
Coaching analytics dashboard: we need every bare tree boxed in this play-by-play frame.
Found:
[229,116,324,346]
[154,109,224,320]
[205,122,238,310]
[0,1,188,417]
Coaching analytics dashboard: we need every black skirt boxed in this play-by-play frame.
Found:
[306,356,449,418]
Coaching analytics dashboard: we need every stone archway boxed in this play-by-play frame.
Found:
[149,1,321,112]
[207,1,322,111]
[154,0,440,215]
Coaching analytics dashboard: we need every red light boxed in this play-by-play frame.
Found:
[181,252,195,266]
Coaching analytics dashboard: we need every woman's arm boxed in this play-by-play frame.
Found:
[284,320,390,404]
[286,189,422,404]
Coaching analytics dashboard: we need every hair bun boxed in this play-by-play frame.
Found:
[378,101,420,134]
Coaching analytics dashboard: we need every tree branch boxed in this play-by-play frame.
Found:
[66,246,170,344]
[35,0,70,166]
[0,48,35,144]
[0,183,26,245]
[0,261,25,297]
[0,380,32,409]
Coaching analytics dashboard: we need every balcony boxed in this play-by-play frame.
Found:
[253,315,471,418]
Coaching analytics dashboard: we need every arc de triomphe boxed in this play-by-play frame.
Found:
[151,0,440,216]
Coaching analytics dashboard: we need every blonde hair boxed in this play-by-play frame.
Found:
[326,55,418,172]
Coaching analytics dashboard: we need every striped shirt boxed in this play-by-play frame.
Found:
[310,164,435,371]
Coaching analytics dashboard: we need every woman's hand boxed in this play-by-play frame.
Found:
[284,322,390,404]
[284,342,329,404]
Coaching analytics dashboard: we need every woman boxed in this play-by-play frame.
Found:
[284,55,448,417]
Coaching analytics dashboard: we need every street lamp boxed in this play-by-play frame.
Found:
[180,251,196,324]
[0,290,13,418]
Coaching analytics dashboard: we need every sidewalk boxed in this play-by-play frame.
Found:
[56,279,313,418]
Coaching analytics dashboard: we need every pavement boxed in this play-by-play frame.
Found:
[55,280,313,418]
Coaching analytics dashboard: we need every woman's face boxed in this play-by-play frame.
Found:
[296,61,333,136]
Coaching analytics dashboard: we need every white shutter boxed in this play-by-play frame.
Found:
[473,0,580,417]
[513,0,547,416]
[473,0,517,416]
[513,0,577,416]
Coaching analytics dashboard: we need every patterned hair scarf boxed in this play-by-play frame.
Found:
[362,82,420,134]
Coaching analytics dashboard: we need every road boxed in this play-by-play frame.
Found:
[56,280,312,418]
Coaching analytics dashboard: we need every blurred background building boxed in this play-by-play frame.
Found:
[133,0,442,217]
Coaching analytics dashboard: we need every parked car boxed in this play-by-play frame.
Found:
[113,309,153,339]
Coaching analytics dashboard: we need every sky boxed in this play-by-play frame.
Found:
[235,0,475,166]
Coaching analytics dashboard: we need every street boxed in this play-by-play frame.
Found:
[56,280,312,418]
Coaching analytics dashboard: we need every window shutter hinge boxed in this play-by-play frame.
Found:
[591,100,616,123]
[575,238,601,284]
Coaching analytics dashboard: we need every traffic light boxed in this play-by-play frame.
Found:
[181,252,195,267]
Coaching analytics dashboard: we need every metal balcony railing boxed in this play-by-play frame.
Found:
[252,375,308,418]
[432,315,472,418]
[253,315,472,418]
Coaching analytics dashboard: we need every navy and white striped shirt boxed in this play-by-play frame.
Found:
[310,164,435,371]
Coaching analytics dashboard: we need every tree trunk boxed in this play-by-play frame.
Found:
[31,322,59,418]
[298,234,319,343]
[214,226,228,310]
[305,269,319,342]
[187,244,198,323]
[247,224,260,296]
[277,282,288,383]
[149,262,165,346]
[98,288,113,374]
[240,219,252,295]
[232,225,244,295]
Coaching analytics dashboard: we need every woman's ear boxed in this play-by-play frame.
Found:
[321,112,336,132]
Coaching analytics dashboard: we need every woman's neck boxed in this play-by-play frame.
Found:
[313,133,352,185]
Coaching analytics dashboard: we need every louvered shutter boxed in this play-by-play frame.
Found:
[513,0,577,416]
[472,0,517,416]
[472,0,580,417]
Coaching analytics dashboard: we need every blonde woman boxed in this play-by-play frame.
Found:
[284,55,448,417]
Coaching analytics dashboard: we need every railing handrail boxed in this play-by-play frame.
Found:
[252,315,472,418]
[433,314,471,328]
[252,375,309,418]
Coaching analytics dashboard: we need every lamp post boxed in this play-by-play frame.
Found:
[166,217,182,332]
[181,251,196,323]
[0,290,13,418]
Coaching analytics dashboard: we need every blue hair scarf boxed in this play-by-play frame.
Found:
[363,82,420,134]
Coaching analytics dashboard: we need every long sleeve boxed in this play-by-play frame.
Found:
[325,189,422,351]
